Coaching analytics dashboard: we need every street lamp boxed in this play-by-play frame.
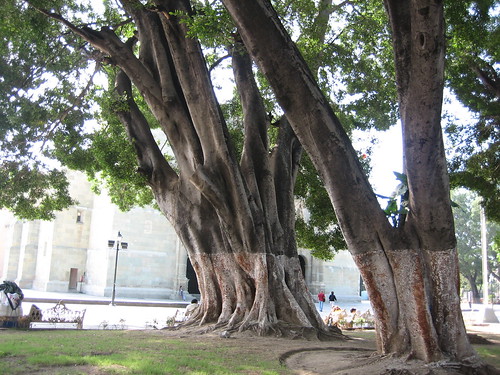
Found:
[108,231,128,306]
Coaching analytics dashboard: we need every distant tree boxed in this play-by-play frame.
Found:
[445,0,499,223]
[452,190,499,302]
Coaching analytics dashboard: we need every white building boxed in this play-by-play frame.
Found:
[0,171,362,301]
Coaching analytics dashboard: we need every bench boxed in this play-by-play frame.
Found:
[28,301,86,330]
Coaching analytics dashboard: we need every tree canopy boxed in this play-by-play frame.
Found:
[0,1,498,369]
[445,0,499,223]
[0,0,394,258]
[2,0,497,242]
[452,189,500,301]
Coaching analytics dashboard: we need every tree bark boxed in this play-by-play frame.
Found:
[221,0,479,366]
[34,0,492,369]
[41,0,338,339]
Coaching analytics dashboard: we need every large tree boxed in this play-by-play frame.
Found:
[222,0,478,366]
[4,0,335,338]
[1,0,496,372]
[445,0,499,224]
[453,190,500,301]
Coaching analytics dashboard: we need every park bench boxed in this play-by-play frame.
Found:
[28,301,86,330]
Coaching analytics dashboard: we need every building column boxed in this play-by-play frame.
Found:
[15,221,40,289]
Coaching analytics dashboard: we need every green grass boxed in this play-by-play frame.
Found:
[475,345,500,369]
[1,329,498,374]
[0,330,289,375]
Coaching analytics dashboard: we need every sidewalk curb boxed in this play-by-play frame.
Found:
[24,297,188,308]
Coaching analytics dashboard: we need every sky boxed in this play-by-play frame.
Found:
[213,73,405,199]
[358,126,403,198]
[54,0,470,207]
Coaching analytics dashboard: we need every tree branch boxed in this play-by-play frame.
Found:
[472,63,500,99]
[271,116,303,256]
[28,2,165,108]
[114,69,179,193]
[209,54,231,74]
[222,0,390,253]
[232,37,284,249]
[40,65,99,149]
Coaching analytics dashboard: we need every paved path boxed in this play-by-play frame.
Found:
[19,289,500,334]
[22,289,188,330]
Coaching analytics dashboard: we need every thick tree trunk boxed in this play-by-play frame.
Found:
[185,251,328,337]
[58,0,336,339]
[221,0,481,367]
[383,0,473,361]
[354,247,473,362]
[465,275,482,304]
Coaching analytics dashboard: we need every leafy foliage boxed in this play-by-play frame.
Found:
[294,155,345,260]
[0,0,96,218]
[452,189,499,297]
[445,1,499,223]
[0,163,74,220]
[175,1,235,49]
[1,0,497,266]
[295,151,372,259]
[273,0,398,132]
[377,172,409,228]
[0,1,156,215]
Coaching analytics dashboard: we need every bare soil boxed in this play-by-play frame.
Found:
[4,325,499,374]
[161,325,500,375]
[149,328,500,375]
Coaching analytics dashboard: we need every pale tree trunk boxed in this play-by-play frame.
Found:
[38,0,339,338]
[464,276,481,304]
[221,0,484,368]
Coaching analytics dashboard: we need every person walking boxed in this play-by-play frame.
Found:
[178,285,185,301]
[328,291,337,307]
[317,290,326,312]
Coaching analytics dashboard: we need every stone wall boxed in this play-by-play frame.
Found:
[0,171,361,301]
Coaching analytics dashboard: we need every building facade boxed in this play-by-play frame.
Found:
[0,171,362,301]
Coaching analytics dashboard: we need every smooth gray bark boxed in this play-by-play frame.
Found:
[37,0,336,337]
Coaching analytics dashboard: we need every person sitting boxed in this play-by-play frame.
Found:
[184,298,199,319]
[0,281,24,318]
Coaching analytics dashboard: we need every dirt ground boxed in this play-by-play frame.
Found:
[284,328,500,375]
[4,325,499,374]
[169,325,500,375]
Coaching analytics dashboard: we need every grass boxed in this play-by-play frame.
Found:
[1,329,498,374]
[474,345,500,369]
[0,330,290,375]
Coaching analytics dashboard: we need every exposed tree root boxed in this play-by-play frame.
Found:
[279,346,373,366]
[174,319,346,341]
[281,347,500,375]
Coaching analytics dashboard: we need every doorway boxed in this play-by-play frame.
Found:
[186,258,200,295]
[298,255,306,279]
[69,268,78,290]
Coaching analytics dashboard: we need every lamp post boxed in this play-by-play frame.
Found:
[480,205,499,323]
[108,231,128,306]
